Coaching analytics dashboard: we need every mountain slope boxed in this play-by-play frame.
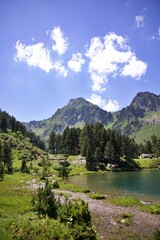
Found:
[112,92,160,139]
[26,97,113,139]
[25,92,160,143]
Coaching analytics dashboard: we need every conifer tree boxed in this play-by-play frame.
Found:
[2,141,13,173]
[104,141,114,164]
[86,144,93,170]
[48,130,56,153]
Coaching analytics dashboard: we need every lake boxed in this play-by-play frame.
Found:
[66,170,160,200]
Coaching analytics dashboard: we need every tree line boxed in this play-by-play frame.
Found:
[48,123,138,170]
[139,135,160,159]
[0,110,45,150]
[48,122,160,170]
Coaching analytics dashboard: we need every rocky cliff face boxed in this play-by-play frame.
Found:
[52,97,113,126]
[25,92,160,142]
[112,92,160,135]
[130,92,160,112]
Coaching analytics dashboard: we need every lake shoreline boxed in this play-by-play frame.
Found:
[66,170,160,201]
[54,189,160,240]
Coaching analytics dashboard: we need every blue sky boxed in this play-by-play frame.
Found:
[0,0,160,122]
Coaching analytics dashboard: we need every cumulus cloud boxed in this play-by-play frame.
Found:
[15,40,68,76]
[103,99,121,112]
[53,61,68,77]
[121,56,147,79]
[68,53,85,72]
[50,26,68,55]
[87,94,121,112]
[135,15,145,28]
[85,32,147,92]
[15,41,53,73]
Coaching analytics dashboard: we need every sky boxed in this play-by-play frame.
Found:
[0,0,160,122]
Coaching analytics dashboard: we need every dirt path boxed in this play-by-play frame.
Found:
[54,190,160,240]
[26,181,160,239]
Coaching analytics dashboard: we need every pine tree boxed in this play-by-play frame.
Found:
[86,144,93,170]
[48,130,56,153]
[20,158,29,173]
[31,179,59,218]
[104,141,114,164]
[95,147,101,166]
[2,141,13,173]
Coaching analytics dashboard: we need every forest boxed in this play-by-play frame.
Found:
[1,110,160,239]
[1,109,160,174]
[48,122,160,170]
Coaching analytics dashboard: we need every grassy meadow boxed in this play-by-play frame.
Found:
[0,154,160,239]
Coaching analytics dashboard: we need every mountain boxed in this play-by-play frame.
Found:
[112,92,160,142]
[26,97,113,139]
[25,92,160,143]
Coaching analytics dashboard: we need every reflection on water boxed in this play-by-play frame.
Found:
[66,171,160,199]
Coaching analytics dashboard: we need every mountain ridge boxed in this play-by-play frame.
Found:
[25,91,160,143]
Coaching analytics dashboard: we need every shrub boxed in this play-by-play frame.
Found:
[109,196,140,207]
[31,179,59,218]
[154,229,160,240]
[20,158,30,173]
[11,218,72,240]
[52,180,60,189]
[99,163,106,171]
[58,197,96,240]
[141,204,160,214]
[89,193,105,199]
[149,163,158,169]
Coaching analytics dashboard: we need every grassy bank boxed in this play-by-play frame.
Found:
[0,173,34,239]
[1,155,160,239]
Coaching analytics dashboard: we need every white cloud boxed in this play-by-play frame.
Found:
[50,26,68,55]
[15,41,53,73]
[121,56,147,79]
[86,32,147,92]
[68,53,85,72]
[87,94,121,112]
[135,15,145,28]
[103,99,121,112]
[15,40,68,77]
[53,61,68,77]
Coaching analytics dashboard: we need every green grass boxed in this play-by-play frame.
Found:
[89,193,105,200]
[60,182,90,193]
[134,125,160,144]
[109,196,141,207]
[0,172,34,239]
[134,158,160,169]
[140,204,160,214]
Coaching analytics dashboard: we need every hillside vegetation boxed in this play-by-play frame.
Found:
[25,92,160,143]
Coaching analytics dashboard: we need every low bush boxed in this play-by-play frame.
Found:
[11,218,72,240]
[154,229,160,240]
[24,180,97,240]
[58,197,97,239]
[52,180,60,189]
[109,196,140,207]
[141,204,160,214]
[89,193,105,200]
[61,183,90,193]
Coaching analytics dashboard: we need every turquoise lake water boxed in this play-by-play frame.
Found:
[66,170,160,200]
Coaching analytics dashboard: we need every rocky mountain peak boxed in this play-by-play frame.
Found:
[130,92,160,112]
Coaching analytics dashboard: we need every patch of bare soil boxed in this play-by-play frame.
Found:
[54,190,160,240]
